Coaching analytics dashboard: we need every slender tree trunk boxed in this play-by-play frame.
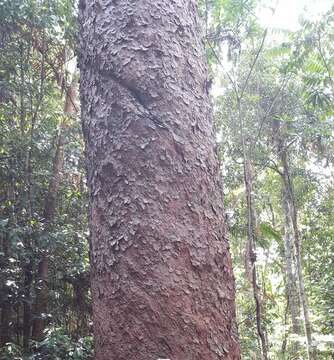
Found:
[63,272,91,337]
[0,183,15,346]
[32,125,64,341]
[22,34,46,349]
[78,1,240,359]
[272,120,302,355]
[281,149,314,359]
[22,259,33,350]
[244,157,268,360]
[236,94,267,359]
[22,70,34,354]
[0,258,12,347]
[281,295,289,356]
[32,83,77,341]
[31,122,64,342]
[280,146,301,353]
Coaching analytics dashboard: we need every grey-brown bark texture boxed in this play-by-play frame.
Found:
[280,147,314,359]
[78,1,240,359]
[243,159,267,360]
[278,140,302,352]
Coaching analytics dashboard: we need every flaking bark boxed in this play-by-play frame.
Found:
[78,0,240,359]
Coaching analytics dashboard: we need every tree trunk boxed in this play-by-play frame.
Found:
[22,259,33,350]
[78,1,240,359]
[279,145,301,352]
[32,83,77,341]
[237,95,267,358]
[280,148,314,359]
[243,159,268,360]
[63,272,91,337]
[0,183,15,346]
[22,83,35,353]
[0,270,12,347]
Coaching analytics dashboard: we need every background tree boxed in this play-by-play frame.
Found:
[209,1,334,358]
[0,1,91,358]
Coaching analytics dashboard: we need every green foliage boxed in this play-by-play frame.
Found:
[32,328,93,360]
[0,0,90,357]
[258,223,281,243]
[0,329,93,360]
[210,0,334,358]
[0,342,23,360]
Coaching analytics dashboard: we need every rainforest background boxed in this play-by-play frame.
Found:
[0,0,333,358]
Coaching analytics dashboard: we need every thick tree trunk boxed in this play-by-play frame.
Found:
[78,1,240,359]
[32,83,77,341]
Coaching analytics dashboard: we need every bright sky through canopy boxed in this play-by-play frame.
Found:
[258,0,333,30]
